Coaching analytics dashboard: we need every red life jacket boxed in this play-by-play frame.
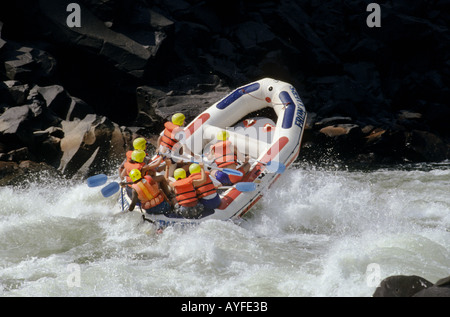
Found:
[160,122,180,150]
[173,178,198,207]
[211,140,237,168]
[123,150,145,184]
[132,176,164,209]
[189,172,216,199]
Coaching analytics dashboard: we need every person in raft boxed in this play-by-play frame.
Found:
[119,150,172,200]
[121,169,171,214]
[188,163,221,210]
[157,112,186,155]
[208,130,250,186]
[156,112,190,176]
[118,137,162,177]
[119,149,162,183]
[166,161,206,218]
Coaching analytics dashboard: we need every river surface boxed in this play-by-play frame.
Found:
[1,162,449,297]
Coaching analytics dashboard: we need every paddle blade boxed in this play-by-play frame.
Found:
[266,161,286,174]
[87,174,108,187]
[222,168,243,177]
[101,182,120,197]
[235,182,257,192]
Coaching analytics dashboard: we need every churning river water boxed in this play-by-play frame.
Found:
[1,162,449,297]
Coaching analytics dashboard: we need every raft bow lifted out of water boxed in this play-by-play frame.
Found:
[119,78,307,227]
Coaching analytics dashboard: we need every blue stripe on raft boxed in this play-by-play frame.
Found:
[280,91,296,129]
[216,83,260,109]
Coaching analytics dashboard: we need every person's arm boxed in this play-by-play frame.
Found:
[142,156,162,175]
[164,158,171,180]
[192,163,207,187]
[128,189,139,212]
[207,145,215,160]
[234,145,245,162]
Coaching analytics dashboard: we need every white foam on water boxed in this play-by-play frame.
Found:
[1,164,449,296]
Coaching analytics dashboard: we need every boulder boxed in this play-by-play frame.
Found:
[1,43,57,84]
[37,0,164,78]
[58,114,126,178]
[31,84,94,120]
[0,80,30,106]
[0,96,61,157]
[373,275,433,297]
[373,275,450,297]
[405,130,450,162]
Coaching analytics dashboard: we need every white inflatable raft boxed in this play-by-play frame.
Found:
[119,78,307,228]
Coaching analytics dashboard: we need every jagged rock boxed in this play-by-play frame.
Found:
[0,99,61,156]
[6,147,30,161]
[406,130,450,162]
[0,21,6,51]
[31,84,94,120]
[38,0,159,77]
[154,90,228,123]
[319,124,360,138]
[58,114,126,178]
[1,44,57,84]
[0,80,30,106]
[135,85,167,128]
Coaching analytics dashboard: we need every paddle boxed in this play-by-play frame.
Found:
[220,182,257,192]
[87,174,108,187]
[170,153,243,177]
[101,181,120,198]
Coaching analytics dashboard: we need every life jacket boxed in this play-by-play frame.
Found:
[189,172,216,199]
[173,177,198,207]
[160,121,180,150]
[211,140,237,168]
[132,176,164,210]
[123,151,145,184]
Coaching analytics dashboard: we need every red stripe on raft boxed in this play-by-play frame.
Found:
[218,136,289,210]
[184,113,210,139]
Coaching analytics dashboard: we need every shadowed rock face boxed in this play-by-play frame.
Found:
[373,275,450,297]
[0,0,449,178]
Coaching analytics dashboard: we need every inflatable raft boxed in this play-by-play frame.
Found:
[119,78,307,228]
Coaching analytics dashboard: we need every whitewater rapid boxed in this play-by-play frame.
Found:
[1,163,449,296]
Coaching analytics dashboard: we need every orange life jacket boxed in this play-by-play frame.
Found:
[160,121,180,150]
[173,177,198,207]
[123,151,145,184]
[132,176,164,210]
[189,172,216,199]
[211,140,237,168]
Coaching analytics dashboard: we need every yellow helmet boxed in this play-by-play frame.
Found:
[174,168,186,180]
[129,169,142,182]
[133,137,146,150]
[131,149,146,163]
[189,163,201,174]
[172,113,185,126]
[217,130,229,141]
